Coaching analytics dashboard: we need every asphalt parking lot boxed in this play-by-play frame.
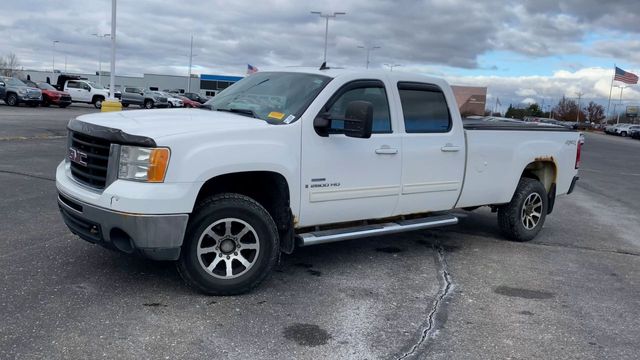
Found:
[1,105,639,359]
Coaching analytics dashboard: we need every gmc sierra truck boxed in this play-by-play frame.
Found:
[56,69,581,295]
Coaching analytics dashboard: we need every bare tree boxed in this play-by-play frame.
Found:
[0,53,21,77]
[586,101,605,123]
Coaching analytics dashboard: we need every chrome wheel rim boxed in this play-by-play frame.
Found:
[521,193,543,230]
[196,218,260,279]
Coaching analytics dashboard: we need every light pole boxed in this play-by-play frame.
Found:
[613,85,629,124]
[52,40,60,72]
[357,45,380,69]
[187,34,194,93]
[384,63,402,72]
[575,91,584,123]
[91,33,110,86]
[310,11,346,63]
[108,0,117,100]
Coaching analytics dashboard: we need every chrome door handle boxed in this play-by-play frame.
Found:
[441,144,461,152]
[375,148,398,155]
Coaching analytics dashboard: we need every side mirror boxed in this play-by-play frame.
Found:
[343,100,373,139]
[0,81,5,87]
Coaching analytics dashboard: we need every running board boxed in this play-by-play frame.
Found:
[296,214,458,247]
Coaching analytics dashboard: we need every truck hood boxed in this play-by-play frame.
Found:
[74,108,270,140]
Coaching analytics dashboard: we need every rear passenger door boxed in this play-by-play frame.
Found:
[394,81,466,214]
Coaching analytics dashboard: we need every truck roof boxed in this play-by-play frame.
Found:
[265,67,450,87]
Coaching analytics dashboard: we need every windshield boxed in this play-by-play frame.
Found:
[204,72,331,123]
[87,81,104,89]
[37,82,56,90]
[5,78,26,87]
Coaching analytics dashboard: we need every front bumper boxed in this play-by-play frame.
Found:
[18,94,42,104]
[57,191,188,260]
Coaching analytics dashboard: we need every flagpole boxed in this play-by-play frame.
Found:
[606,64,615,122]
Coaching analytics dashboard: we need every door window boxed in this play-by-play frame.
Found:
[398,82,451,133]
[325,81,392,134]
[67,81,79,89]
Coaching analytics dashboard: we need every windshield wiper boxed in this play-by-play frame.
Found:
[216,108,259,119]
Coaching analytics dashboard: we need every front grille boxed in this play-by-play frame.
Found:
[60,95,72,102]
[69,131,111,189]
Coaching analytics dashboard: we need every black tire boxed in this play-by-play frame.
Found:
[177,193,280,295]
[41,99,50,107]
[122,103,129,108]
[93,96,104,109]
[168,102,174,108]
[621,131,627,137]
[6,93,18,106]
[144,100,154,109]
[497,178,547,242]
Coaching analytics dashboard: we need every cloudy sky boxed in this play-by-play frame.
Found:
[2,0,639,111]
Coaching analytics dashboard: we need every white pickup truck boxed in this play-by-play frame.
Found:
[56,77,111,109]
[56,69,581,295]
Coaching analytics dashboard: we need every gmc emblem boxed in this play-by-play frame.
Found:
[68,147,88,166]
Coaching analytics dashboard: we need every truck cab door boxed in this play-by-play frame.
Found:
[393,81,466,214]
[299,78,402,227]
[66,81,87,102]
[79,83,92,102]
[0,80,6,98]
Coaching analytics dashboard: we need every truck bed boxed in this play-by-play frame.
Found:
[463,119,574,132]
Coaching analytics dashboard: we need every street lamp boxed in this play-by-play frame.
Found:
[52,40,60,72]
[310,11,346,63]
[384,63,402,72]
[108,0,117,100]
[91,33,110,86]
[357,45,380,69]
[187,34,195,93]
[613,85,630,124]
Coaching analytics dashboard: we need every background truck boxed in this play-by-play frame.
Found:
[56,69,581,295]
[120,87,170,109]
[55,74,117,109]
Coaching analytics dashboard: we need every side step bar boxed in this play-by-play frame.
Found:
[296,214,458,247]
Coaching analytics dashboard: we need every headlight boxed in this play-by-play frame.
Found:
[118,146,170,182]
[18,88,27,95]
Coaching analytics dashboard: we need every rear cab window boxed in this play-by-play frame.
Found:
[397,82,451,133]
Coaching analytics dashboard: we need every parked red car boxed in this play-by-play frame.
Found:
[24,80,72,108]
[176,95,201,108]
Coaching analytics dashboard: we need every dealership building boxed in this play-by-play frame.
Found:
[16,69,243,97]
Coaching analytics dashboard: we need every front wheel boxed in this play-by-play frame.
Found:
[177,193,280,295]
[144,100,154,109]
[621,131,627,137]
[497,178,548,242]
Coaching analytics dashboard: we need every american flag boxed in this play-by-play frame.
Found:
[247,64,258,75]
[614,66,638,84]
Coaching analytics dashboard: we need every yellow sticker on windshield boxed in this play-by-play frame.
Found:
[268,111,285,120]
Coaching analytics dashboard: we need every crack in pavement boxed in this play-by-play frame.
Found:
[0,169,55,182]
[396,243,453,360]
[532,241,640,257]
[0,134,66,141]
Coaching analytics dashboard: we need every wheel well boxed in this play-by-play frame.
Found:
[521,160,556,194]
[92,95,104,102]
[195,171,293,252]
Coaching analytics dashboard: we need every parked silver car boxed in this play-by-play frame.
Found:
[0,76,42,106]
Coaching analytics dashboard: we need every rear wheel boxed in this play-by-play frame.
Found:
[621,131,627,137]
[93,96,104,109]
[144,99,154,109]
[177,193,279,295]
[6,93,18,106]
[497,178,547,242]
[122,103,129,108]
